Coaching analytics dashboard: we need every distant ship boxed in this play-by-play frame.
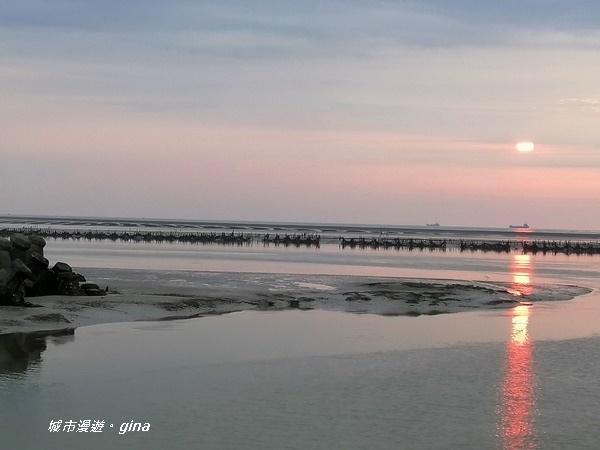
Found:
[426,223,440,227]
[509,223,529,229]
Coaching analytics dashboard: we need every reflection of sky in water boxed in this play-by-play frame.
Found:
[499,305,536,449]
[3,303,600,448]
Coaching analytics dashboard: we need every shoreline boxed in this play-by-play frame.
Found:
[0,272,591,335]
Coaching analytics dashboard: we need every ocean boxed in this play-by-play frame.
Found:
[1,216,600,449]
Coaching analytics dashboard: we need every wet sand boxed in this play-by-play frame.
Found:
[0,271,590,334]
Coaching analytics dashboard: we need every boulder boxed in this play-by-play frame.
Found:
[0,260,33,306]
[9,234,31,264]
[29,235,46,249]
[24,255,51,297]
[81,283,104,296]
[10,259,32,278]
[57,282,86,296]
[0,238,11,269]
[54,270,87,296]
[52,262,72,274]
[56,272,83,282]
[0,233,104,301]
[0,268,8,286]
[0,239,11,251]
[10,234,31,251]
[33,269,58,297]
[29,235,46,259]
[0,250,11,271]
[29,253,50,273]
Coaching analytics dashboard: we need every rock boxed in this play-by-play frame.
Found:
[24,255,51,297]
[81,283,103,296]
[29,235,46,248]
[9,234,32,264]
[0,233,104,301]
[57,272,82,282]
[10,259,32,278]
[23,279,35,293]
[29,253,50,272]
[52,262,72,274]
[0,239,12,251]
[0,250,11,271]
[0,268,8,286]
[55,271,86,296]
[57,282,86,296]
[30,235,46,259]
[33,269,58,296]
[0,260,33,306]
[10,234,31,251]
[81,283,100,291]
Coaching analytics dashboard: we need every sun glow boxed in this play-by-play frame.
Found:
[515,142,535,152]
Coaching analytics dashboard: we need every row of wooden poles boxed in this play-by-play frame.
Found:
[341,237,600,254]
[0,227,320,247]
[3,227,600,254]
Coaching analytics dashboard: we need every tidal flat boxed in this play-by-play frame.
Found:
[0,269,591,334]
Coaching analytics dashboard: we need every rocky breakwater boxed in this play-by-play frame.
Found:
[0,234,103,306]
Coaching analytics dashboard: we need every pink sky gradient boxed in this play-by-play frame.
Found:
[2,1,600,229]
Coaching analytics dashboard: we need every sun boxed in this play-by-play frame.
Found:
[515,142,534,152]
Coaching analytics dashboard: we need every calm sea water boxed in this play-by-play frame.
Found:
[2,218,600,449]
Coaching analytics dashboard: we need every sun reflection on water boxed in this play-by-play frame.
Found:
[508,254,533,297]
[498,304,536,449]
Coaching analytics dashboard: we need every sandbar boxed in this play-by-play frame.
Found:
[0,270,591,334]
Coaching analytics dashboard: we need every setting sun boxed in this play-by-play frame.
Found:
[516,142,535,152]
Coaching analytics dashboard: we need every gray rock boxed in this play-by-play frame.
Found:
[0,234,103,301]
[30,235,46,259]
[0,250,11,271]
[52,262,72,274]
[0,239,12,251]
[10,234,31,251]
[29,236,46,249]
[57,272,82,282]
[81,283,104,296]
[30,247,44,259]
[9,249,29,264]
[0,260,33,306]
[33,269,58,296]
[11,259,32,277]
[57,282,86,296]
[9,234,31,263]
[24,254,51,297]
[29,253,49,271]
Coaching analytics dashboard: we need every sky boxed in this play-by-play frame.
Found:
[2,1,600,229]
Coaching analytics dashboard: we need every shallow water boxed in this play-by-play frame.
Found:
[2,305,600,449]
[43,237,600,287]
[2,220,600,449]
